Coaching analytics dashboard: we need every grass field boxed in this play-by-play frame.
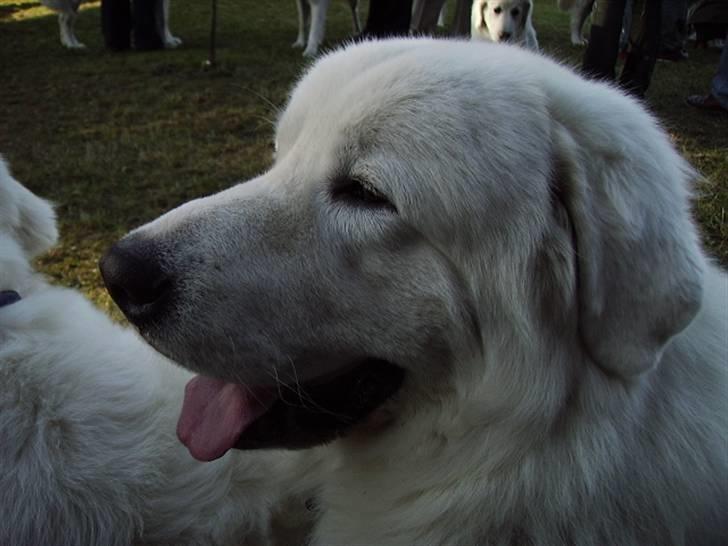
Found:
[1,0,726,317]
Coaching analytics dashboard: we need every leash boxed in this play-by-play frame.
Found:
[0,290,21,308]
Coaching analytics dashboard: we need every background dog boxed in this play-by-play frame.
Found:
[293,0,361,57]
[102,39,727,545]
[471,0,539,49]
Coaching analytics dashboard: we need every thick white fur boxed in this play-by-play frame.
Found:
[40,0,181,49]
[293,0,360,57]
[0,158,304,546]
[124,39,728,545]
[471,0,539,49]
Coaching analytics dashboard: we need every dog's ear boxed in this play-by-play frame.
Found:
[471,0,488,31]
[0,157,58,258]
[549,122,704,378]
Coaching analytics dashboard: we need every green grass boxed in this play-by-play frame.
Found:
[0,0,726,317]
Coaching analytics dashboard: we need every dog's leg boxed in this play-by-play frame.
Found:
[522,3,540,50]
[303,0,330,57]
[570,0,593,45]
[348,0,361,34]
[159,0,182,48]
[437,3,447,26]
[58,8,85,49]
[293,0,309,48]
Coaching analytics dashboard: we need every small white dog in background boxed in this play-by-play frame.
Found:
[40,0,181,49]
[0,158,303,546]
[471,0,539,49]
[293,0,361,57]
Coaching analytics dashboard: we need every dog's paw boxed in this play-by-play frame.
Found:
[292,38,306,48]
[302,46,318,57]
[165,35,183,48]
[60,37,86,49]
[570,35,587,46]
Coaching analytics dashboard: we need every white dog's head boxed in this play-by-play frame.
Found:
[101,40,704,460]
[0,157,58,296]
[471,0,533,44]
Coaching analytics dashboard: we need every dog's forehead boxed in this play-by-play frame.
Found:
[277,40,543,158]
[269,41,557,248]
[489,0,522,9]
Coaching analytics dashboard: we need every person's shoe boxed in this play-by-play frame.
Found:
[686,94,728,112]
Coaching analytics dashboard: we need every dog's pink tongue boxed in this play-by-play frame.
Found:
[177,375,272,461]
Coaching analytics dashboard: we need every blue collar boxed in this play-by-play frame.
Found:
[0,290,21,308]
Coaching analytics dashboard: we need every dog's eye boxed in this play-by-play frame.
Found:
[331,176,397,212]
[493,6,502,14]
[511,7,520,16]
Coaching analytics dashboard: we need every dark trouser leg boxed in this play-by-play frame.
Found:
[363,0,414,37]
[133,0,164,50]
[660,0,687,53]
[101,0,132,50]
[411,0,447,34]
[451,0,472,36]
[619,0,662,97]
[582,0,628,81]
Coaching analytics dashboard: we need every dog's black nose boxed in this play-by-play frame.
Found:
[99,237,171,325]
[0,290,21,308]
[499,31,512,41]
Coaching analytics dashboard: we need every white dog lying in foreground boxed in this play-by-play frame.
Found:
[0,159,309,545]
[100,39,727,545]
[471,0,539,49]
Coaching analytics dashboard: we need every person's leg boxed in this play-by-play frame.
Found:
[710,39,728,109]
[583,0,628,81]
[619,0,633,52]
[659,0,687,59]
[363,0,414,37]
[133,0,164,50]
[101,0,132,50]
[451,0,472,37]
[411,0,447,34]
[619,0,662,97]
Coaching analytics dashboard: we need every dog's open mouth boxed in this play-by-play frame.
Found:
[177,359,405,461]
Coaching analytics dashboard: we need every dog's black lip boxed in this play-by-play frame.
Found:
[233,359,405,451]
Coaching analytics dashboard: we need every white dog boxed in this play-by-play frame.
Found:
[40,0,181,49]
[0,158,311,545]
[100,39,727,545]
[471,0,539,49]
[293,0,361,57]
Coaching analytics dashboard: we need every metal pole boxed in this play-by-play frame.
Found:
[205,0,217,69]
